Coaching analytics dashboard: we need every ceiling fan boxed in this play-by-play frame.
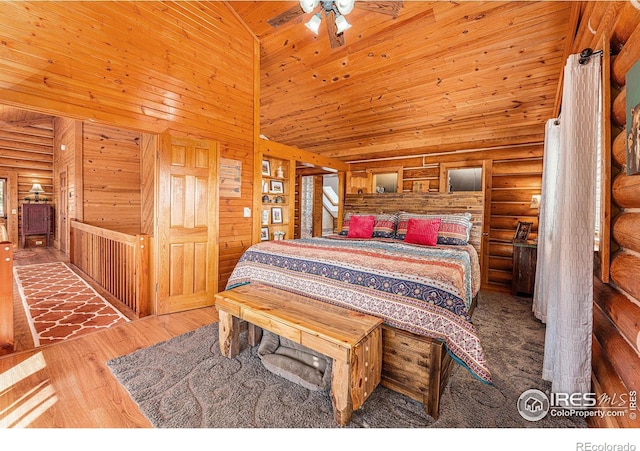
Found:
[268,0,403,49]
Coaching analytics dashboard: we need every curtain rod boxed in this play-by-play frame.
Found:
[578,48,603,65]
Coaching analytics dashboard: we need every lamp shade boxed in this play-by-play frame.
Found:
[305,14,322,34]
[300,0,319,13]
[335,0,355,15]
[29,183,44,194]
[335,14,352,34]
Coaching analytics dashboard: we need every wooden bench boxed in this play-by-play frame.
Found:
[214,283,383,426]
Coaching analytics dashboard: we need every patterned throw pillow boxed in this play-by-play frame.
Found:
[404,218,441,246]
[340,212,399,238]
[395,212,472,245]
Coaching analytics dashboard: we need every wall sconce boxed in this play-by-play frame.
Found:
[530,194,541,209]
[29,183,45,202]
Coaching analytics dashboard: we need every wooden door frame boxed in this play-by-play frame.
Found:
[0,169,18,247]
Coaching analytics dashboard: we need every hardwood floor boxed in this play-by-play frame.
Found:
[1,303,219,427]
[2,247,220,427]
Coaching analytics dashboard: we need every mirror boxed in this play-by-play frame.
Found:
[373,173,398,193]
[447,167,482,192]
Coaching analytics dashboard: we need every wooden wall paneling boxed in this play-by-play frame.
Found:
[591,336,637,428]
[0,119,54,248]
[612,85,626,127]
[82,123,142,234]
[588,2,624,52]
[587,5,640,427]
[612,129,626,168]
[612,19,640,88]
[0,2,256,296]
[612,172,640,208]
[610,2,640,54]
[599,33,612,284]
[612,212,640,254]
[593,302,640,409]
[481,160,492,287]
[610,251,640,302]
[572,2,606,54]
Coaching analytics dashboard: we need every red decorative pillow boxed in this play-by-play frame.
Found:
[347,215,375,239]
[404,218,441,246]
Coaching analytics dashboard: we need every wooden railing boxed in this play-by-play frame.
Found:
[70,220,150,318]
[0,223,14,355]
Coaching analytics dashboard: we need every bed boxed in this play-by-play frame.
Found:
[223,192,491,419]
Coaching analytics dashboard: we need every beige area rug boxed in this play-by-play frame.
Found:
[107,292,588,428]
[13,262,129,346]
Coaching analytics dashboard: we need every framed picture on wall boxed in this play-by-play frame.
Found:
[262,160,271,176]
[270,180,284,194]
[513,221,533,242]
[260,227,269,241]
[626,59,640,176]
[271,207,283,224]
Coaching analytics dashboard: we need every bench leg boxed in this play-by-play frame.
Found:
[218,310,240,358]
[330,358,353,426]
[248,323,263,346]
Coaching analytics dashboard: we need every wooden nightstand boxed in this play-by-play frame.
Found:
[512,240,537,296]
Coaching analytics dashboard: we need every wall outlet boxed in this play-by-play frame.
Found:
[243,207,251,218]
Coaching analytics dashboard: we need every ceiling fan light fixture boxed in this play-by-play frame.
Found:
[335,14,352,34]
[300,0,320,14]
[305,13,322,34]
[335,0,356,15]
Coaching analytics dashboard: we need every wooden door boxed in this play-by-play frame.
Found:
[0,170,18,247]
[59,171,68,253]
[156,134,219,314]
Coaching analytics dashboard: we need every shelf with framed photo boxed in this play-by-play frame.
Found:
[256,154,295,243]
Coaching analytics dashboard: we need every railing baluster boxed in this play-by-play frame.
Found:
[69,220,150,318]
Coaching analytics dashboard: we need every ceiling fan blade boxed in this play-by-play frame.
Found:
[325,9,345,49]
[355,1,403,18]
[267,4,305,28]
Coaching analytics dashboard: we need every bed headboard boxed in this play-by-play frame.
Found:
[342,192,484,258]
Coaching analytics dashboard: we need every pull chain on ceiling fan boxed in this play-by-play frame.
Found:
[267,0,403,49]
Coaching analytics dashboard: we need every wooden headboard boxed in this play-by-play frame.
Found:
[342,192,484,258]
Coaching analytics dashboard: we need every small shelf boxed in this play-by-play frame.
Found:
[258,155,294,243]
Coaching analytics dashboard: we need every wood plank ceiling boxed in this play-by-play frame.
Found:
[231,1,575,162]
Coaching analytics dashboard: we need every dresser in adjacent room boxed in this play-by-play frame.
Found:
[21,203,52,248]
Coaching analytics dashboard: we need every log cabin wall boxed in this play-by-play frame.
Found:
[0,1,256,290]
[348,143,543,291]
[574,1,640,428]
[0,117,54,247]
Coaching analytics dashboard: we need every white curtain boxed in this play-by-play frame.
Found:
[535,52,601,396]
[533,119,560,323]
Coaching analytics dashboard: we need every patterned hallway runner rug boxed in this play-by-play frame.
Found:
[14,262,129,346]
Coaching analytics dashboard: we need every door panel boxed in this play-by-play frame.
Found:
[157,134,218,314]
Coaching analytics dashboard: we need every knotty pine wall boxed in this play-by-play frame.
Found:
[0,120,54,246]
[349,143,542,291]
[82,123,142,234]
[582,2,640,428]
[0,1,256,290]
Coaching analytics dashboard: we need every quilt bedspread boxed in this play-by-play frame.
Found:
[226,237,491,384]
